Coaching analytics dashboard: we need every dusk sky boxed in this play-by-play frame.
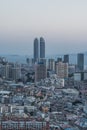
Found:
[0,0,87,55]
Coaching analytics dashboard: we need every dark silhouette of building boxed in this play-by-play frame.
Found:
[77,53,84,71]
[34,38,39,62]
[64,54,69,63]
[40,37,45,58]
[57,57,62,62]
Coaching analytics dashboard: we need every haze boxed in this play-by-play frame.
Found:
[0,0,87,55]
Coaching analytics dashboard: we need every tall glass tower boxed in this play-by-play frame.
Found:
[40,37,45,59]
[34,38,39,62]
[64,54,69,64]
[77,53,84,71]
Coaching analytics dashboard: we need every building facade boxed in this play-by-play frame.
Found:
[35,62,47,82]
[56,62,68,79]
[64,54,69,64]
[48,59,55,72]
[0,119,49,130]
[40,37,45,59]
[77,53,84,71]
[34,38,39,62]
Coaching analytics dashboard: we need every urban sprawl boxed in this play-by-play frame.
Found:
[0,37,87,130]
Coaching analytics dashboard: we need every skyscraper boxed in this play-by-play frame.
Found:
[48,59,55,71]
[34,38,39,62]
[57,57,62,62]
[35,62,47,82]
[56,62,68,79]
[12,63,21,81]
[40,37,45,59]
[64,54,69,64]
[77,53,84,71]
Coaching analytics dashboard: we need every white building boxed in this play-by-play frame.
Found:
[56,62,68,79]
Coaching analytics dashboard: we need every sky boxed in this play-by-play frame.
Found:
[0,0,87,55]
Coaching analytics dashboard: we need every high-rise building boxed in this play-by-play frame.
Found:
[35,62,47,82]
[39,58,46,66]
[77,53,84,71]
[64,54,69,64]
[34,38,39,62]
[40,37,45,59]
[56,62,68,79]
[12,63,21,81]
[0,63,21,81]
[33,37,45,62]
[1,63,13,80]
[57,57,62,62]
[48,59,55,71]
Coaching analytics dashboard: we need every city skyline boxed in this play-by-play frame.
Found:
[0,0,87,55]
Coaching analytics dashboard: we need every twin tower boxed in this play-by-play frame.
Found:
[34,37,45,62]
